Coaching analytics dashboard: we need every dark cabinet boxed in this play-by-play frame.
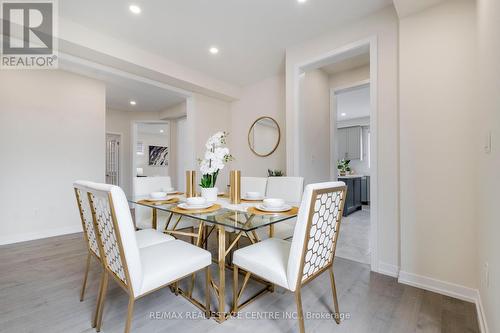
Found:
[339,176,362,216]
[361,176,370,204]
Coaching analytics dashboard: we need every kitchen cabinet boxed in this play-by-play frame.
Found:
[337,126,362,160]
[361,176,370,204]
[338,176,362,216]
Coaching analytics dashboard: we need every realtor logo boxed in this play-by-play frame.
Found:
[1,0,58,69]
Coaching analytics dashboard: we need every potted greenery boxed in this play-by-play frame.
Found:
[337,159,351,176]
[268,169,284,177]
[199,132,233,202]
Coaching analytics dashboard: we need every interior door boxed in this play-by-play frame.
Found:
[106,133,120,185]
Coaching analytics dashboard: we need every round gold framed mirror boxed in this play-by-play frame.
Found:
[248,116,281,157]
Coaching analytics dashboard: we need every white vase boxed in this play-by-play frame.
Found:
[201,187,218,202]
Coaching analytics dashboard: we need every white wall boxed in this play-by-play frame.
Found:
[477,0,500,331]
[299,69,331,185]
[286,6,400,273]
[105,109,162,196]
[230,75,286,177]
[0,70,105,245]
[399,0,478,290]
[188,94,232,191]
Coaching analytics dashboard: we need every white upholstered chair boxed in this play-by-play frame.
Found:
[73,181,175,309]
[86,182,212,333]
[240,176,268,197]
[232,181,347,333]
[133,176,195,238]
[265,176,304,204]
[258,176,304,240]
[133,176,172,229]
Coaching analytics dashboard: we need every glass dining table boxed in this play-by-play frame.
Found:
[128,194,298,323]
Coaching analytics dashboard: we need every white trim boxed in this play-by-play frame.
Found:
[398,271,478,303]
[475,290,489,333]
[398,271,489,333]
[0,225,82,246]
[378,262,400,278]
[291,36,379,273]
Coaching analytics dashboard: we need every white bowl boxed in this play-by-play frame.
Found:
[150,192,167,199]
[245,191,261,199]
[186,197,207,206]
[263,198,285,208]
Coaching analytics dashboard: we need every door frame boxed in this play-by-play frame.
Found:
[292,37,379,272]
[131,120,170,195]
[106,132,123,186]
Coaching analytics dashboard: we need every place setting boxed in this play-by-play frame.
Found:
[172,196,221,214]
[247,198,298,216]
[137,189,180,205]
[241,191,265,202]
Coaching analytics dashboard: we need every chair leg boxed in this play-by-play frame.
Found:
[232,265,238,314]
[92,270,105,328]
[295,288,305,333]
[95,272,109,332]
[124,296,135,333]
[329,266,341,324]
[205,267,211,318]
[190,226,195,244]
[80,252,92,301]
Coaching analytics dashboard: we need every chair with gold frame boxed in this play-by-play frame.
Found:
[232,181,347,333]
[86,182,212,333]
[73,181,175,309]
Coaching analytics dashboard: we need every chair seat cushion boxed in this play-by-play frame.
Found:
[233,238,291,290]
[138,240,211,296]
[135,229,174,248]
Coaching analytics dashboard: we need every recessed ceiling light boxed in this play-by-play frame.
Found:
[341,113,347,117]
[297,0,307,3]
[160,129,164,133]
[209,47,219,55]
[129,4,141,14]
[130,100,137,105]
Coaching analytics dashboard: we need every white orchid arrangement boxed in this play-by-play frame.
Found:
[199,131,233,188]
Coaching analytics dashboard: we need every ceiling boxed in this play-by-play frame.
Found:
[106,80,184,112]
[336,85,370,121]
[59,56,186,112]
[321,52,370,75]
[138,123,169,136]
[60,0,392,86]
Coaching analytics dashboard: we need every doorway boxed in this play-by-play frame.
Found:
[105,133,121,185]
[294,38,378,271]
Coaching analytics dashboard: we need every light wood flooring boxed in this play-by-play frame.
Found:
[0,233,479,333]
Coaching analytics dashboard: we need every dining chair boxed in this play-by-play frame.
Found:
[241,176,267,196]
[232,181,347,333]
[259,176,304,240]
[86,182,212,333]
[73,181,174,313]
[133,176,196,241]
[133,176,173,230]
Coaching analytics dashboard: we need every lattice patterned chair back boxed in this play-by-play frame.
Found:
[86,182,143,294]
[73,181,100,258]
[287,182,346,291]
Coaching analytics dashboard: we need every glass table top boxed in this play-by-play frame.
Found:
[128,195,298,232]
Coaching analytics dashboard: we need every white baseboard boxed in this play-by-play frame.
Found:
[398,270,477,302]
[399,271,489,333]
[0,225,82,246]
[378,261,400,278]
[475,290,489,333]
